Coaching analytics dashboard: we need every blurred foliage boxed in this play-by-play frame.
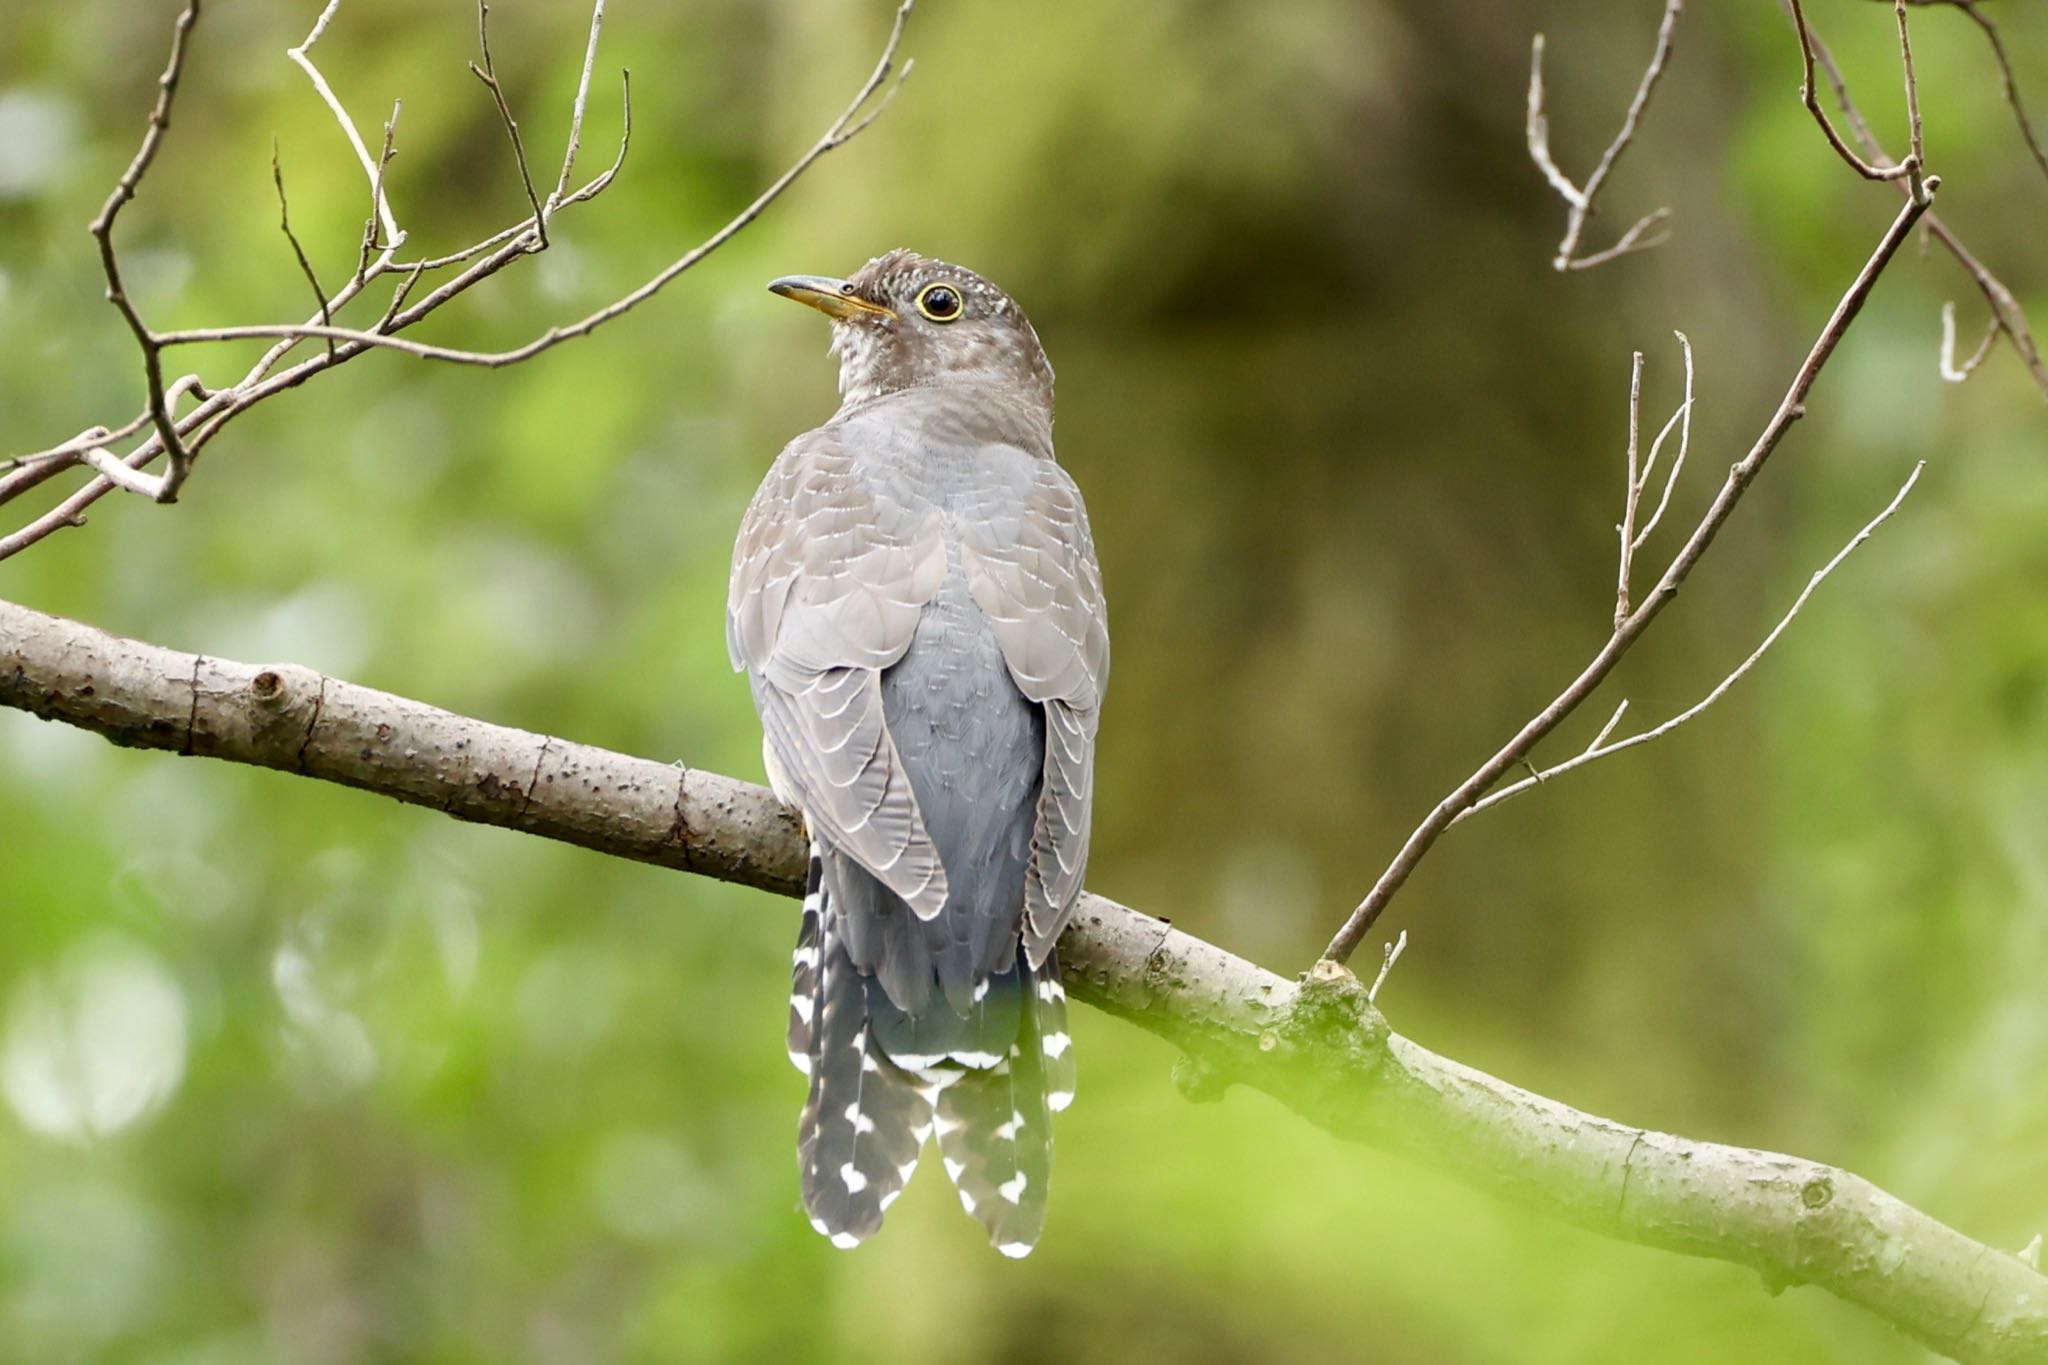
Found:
[2,0,2046,1361]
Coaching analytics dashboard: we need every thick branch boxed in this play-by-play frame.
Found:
[3,597,2044,1363]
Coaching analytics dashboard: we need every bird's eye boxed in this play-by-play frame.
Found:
[916,283,963,322]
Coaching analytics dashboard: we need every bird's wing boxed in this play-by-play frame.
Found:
[959,455,1109,965]
[729,426,951,917]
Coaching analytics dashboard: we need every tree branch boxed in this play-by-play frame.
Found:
[0,0,911,561]
[1322,187,1933,967]
[3,597,2044,1363]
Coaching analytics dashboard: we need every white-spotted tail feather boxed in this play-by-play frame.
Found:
[786,844,826,1075]
[931,960,1055,1256]
[797,910,933,1247]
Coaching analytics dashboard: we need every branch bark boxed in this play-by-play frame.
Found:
[4,597,2044,1364]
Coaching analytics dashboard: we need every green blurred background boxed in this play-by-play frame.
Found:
[2,0,2045,1360]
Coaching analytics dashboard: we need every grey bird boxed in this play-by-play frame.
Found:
[729,250,1108,1256]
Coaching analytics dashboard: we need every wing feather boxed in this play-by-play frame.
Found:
[959,458,1108,964]
[731,429,950,918]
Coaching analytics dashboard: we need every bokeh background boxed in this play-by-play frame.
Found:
[3,1,2045,1361]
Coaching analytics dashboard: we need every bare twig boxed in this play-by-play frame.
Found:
[272,139,335,359]
[1941,301,2000,382]
[1633,331,1694,548]
[1615,351,1646,623]
[287,0,403,254]
[1321,188,1933,966]
[1525,0,1684,272]
[1893,0,1929,201]
[1455,461,1924,823]
[0,0,891,564]
[147,10,912,369]
[469,1,549,251]
[1614,333,1695,626]
[549,0,607,210]
[1790,0,2048,399]
[1585,699,1631,753]
[1367,929,1408,1005]
[1788,0,1920,184]
[88,0,203,503]
[1941,0,2048,185]
[353,102,402,284]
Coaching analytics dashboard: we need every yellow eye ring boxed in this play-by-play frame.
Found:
[916,282,964,322]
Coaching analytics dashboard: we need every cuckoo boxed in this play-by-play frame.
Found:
[729,250,1108,1256]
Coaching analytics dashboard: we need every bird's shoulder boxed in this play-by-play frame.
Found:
[727,420,948,675]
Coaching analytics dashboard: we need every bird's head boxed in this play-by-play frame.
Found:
[769,250,1054,415]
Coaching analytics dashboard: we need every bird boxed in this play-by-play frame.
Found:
[728,250,1108,1257]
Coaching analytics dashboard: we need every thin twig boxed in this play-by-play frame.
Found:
[151,9,913,369]
[88,0,203,503]
[1788,0,1919,183]
[1321,189,1933,966]
[395,71,630,274]
[1567,207,1673,272]
[1791,2,2048,399]
[1940,301,1999,382]
[1584,699,1630,754]
[1633,331,1694,548]
[1525,0,1684,271]
[469,1,549,251]
[550,0,606,210]
[1616,351,1646,626]
[0,411,153,481]
[353,102,402,284]
[272,138,335,359]
[1368,930,1409,1005]
[1613,333,1694,627]
[1453,461,1924,823]
[288,0,403,254]
[1942,0,2048,185]
[0,4,895,564]
[1893,0,1928,202]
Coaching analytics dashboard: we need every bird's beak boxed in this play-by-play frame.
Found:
[768,275,897,322]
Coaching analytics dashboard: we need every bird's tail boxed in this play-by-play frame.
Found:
[787,843,1077,1255]
[926,953,1072,1257]
[791,842,933,1247]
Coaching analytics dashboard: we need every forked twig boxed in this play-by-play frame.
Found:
[1615,332,1694,626]
[1525,0,1683,271]
[1787,0,2045,398]
[1454,462,1924,823]
[1940,302,1999,383]
[1788,0,1920,184]
[1940,0,2048,186]
[0,0,906,563]
[289,0,403,255]
[143,7,914,369]
[1322,189,1933,966]
[87,0,204,503]
[272,138,335,359]
[469,1,549,251]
